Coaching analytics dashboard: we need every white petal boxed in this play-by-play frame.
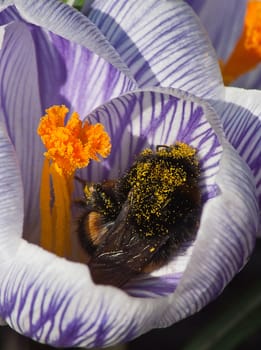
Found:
[0,240,166,347]
[88,0,223,98]
[210,87,261,216]
[0,122,23,262]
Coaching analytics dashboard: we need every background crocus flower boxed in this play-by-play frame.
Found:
[185,0,261,89]
[0,0,260,349]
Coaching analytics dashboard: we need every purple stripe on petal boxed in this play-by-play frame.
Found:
[122,323,137,343]
[94,310,112,348]
[210,87,261,209]
[88,0,223,98]
[124,274,181,298]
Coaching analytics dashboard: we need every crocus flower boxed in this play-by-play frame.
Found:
[185,0,261,88]
[0,0,260,349]
[87,0,261,224]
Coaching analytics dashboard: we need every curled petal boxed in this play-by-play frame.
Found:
[0,20,48,244]
[209,87,261,214]
[87,0,223,98]
[0,0,133,78]
[0,240,166,347]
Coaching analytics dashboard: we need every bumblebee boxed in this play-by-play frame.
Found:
[76,142,201,287]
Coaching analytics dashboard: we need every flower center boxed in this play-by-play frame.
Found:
[37,105,111,257]
[221,0,261,85]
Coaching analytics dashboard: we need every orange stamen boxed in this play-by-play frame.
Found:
[37,105,111,257]
[221,1,261,85]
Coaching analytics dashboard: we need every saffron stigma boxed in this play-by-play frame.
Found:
[221,1,261,85]
[37,105,111,257]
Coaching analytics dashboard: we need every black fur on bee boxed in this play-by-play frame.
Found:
[76,142,201,287]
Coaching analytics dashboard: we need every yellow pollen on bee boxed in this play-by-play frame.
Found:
[127,142,198,237]
[37,105,111,257]
[221,1,261,85]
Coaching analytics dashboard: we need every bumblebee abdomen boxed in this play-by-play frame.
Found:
[119,143,201,240]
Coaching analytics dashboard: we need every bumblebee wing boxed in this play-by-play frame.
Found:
[88,203,169,287]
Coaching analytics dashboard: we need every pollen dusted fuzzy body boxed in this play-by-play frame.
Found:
[77,142,201,287]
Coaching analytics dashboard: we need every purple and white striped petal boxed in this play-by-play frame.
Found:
[0,19,136,243]
[87,0,223,99]
[48,31,135,116]
[209,87,261,214]
[0,0,133,78]
[0,89,258,347]
[0,21,42,244]
[0,122,23,261]
[0,240,158,347]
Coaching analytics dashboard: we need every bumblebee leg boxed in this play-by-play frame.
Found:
[74,198,88,208]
